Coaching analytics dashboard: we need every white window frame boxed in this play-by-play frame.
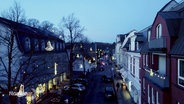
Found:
[156,24,162,39]
[152,54,154,64]
[156,91,160,104]
[152,88,155,104]
[178,59,184,87]
[148,84,150,104]
[143,55,145,66]
[146,54,148,66]
[148,30,151,42]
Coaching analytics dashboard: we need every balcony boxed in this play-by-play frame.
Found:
[144,68,169,88]
[149,37,166,49]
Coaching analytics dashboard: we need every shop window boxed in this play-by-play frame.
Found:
[178,59,184,87]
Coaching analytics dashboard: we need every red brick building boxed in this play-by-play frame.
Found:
[140,1,184,104]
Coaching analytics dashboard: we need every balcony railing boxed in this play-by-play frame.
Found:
[144,68,169,88]
[149,37,166,49]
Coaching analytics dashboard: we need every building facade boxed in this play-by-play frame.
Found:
[140,1,184,104]
[0,17,68,103]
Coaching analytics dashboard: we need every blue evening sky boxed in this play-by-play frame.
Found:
[0,0,181,43]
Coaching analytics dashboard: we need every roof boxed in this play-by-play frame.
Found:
[159,0,179,12]
[135,33,145,42]
[170,19,184,55]
[0,17,62,41]
[158,12,183,37]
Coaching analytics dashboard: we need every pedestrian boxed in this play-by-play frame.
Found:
[116,82,120,91]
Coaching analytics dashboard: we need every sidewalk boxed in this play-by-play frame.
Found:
[113,71,135,104]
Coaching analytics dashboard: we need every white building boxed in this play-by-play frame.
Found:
[117,29,148,104]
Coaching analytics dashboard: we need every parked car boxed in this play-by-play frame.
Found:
[71,83,86,92]
[62,85,71,94]
[102,75,113,83]
[104,86,115,100]
[72,78,88,86]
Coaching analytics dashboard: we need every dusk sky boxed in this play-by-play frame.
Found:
[0,0,181,43]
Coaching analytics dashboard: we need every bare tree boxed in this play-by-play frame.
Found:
[60,14,86,80]
[26,18,40,28]
[1,1,26,23]
[40,20,54,31]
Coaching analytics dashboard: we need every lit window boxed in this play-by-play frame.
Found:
[178,59,184,87]
[156,24,162,39]
[90,47,92,51]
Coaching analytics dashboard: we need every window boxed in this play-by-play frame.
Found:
[41,40,45,51]
[152,54,154,64]
[156,91,160,104]
[34,39,39,51]
[146,55,148,66]
[178,59,184,87]
[143,55,145,66]
[148,84,150,104]
[24,37,31,51]
[156,24,162,39]
[143,78,145,93]
[136,42,139,50]
[133,58,135,75]
[148,30,151,42]
[152,88,155,104]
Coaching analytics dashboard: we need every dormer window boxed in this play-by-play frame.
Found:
[156,24,162,39]
[136,42,139,50]
[24,37,31,52]
[148,30,151,42]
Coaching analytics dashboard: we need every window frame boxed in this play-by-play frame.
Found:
[178,59,184,87]
[156,24,162,39]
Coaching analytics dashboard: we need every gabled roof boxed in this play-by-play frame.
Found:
[0,17,62,41]
[156,12,183,37]
[170,19,184,55]
[159,0,179,12]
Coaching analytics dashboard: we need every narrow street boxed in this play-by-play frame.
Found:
[83,64,116,104]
